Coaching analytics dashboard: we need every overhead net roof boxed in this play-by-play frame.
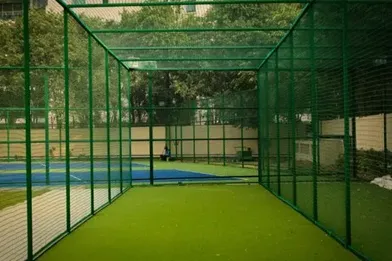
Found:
[57,0,307,70]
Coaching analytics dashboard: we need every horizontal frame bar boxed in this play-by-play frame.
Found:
[121,57,263,61]
[132,67,258,71]
[68,0,392,8]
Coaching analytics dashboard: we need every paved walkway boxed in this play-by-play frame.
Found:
[0,187,115,261]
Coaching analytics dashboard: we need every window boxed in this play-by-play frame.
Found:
[184,5,196,13]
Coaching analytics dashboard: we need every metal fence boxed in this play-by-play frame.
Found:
[0,0,391,261]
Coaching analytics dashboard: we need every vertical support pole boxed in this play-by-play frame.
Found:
[180,124,183,162]
[383,84,387,177]
[240,93,245,168]
[148,72,154,185]
[44,74,50,185]
[127,72,132,186]
[289,32,297,206]
[222,95,226,166]
[63,10,71,233]
[174,121,178,157]
[207,101,210,164]
[23,0,33,258]
[352,91,357,179]
[168,124,171,153]
[310,6,318,221]
[264,63,270,188]
[59,122,62,160]
[193,100,196,163]
[6,111,10,162]
[257,70,263,184]
[342,0,351,247]
[118,62,123,193]
[104,50,111,202]
[275,51,281,195]
[88,35,94,215]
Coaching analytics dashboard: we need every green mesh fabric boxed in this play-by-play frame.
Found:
[1,1,392,261]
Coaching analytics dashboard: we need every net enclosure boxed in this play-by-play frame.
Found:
[0,0,391,260]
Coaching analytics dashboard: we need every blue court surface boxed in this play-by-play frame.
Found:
[0,169,237,187]
[0,162,147,172]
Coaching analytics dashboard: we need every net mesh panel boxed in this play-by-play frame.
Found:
[0,1,392,261]
[260,2,392,261]
[69,3,301,70]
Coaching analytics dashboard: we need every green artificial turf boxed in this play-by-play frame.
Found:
[149,160,258,177]
[39,185,357,261]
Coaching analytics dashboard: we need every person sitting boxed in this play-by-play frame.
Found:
[160,145,171,161]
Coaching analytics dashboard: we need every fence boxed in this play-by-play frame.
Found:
[1,0,391,261]
[258,2,392,261]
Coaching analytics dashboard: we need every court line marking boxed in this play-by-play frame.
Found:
[70,174,82,181]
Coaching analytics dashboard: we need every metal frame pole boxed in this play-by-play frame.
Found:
[148,72,154,185]
[180,124,183,162]
[118,62,123,193]
[275,51,281,195]
[44,74,50,185]
[257,70,263,184]
[222,95,226,166]
[23,0,33,258]
[240,92,245,168]
[342,0,351,247]
[310,6,318,221]
[6,111,10,162]
[88,35,94,215]
[193,100,196,163]
[127,72,132,186]
[207,100,210,164]
[265,63,270,188]
[63,10,71,232]
[289,32,297,205]
[105,50,111,202]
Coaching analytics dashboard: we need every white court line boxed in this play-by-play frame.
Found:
[39,163,46,168]
[70,174,82,181]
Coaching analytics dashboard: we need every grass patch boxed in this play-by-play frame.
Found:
[0,188,50,211]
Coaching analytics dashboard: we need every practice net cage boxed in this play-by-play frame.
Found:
[0,0,391,260]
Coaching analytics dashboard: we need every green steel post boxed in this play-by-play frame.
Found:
[23,0,33,258]
[127,72,132,186]
[275,51,281,195]
[118,62,123,193]
[64,10,71,233]
[175,122,178,157]
[257,70,263,184]
[168,124,171,153]
[289,32,297,205]
[264,63,270,188]
[88,35,94,215]
[193,100,196,163]
[222,95,226,166]
[240,93,245,168]
[384,84,387,177]
[352,96,357,179]
[310,6,318,221]
[342,0,351,247]
[148,72,154,185]
[207,102,210,164]
[6,111,10,162]
[44,74,50,185]
[180,124,183,162]
[59,124,62,160]
[105,50,111,202]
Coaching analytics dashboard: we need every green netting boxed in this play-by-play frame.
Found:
[1,0,392,261]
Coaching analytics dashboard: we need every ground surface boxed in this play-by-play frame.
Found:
[38,185,357,261]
